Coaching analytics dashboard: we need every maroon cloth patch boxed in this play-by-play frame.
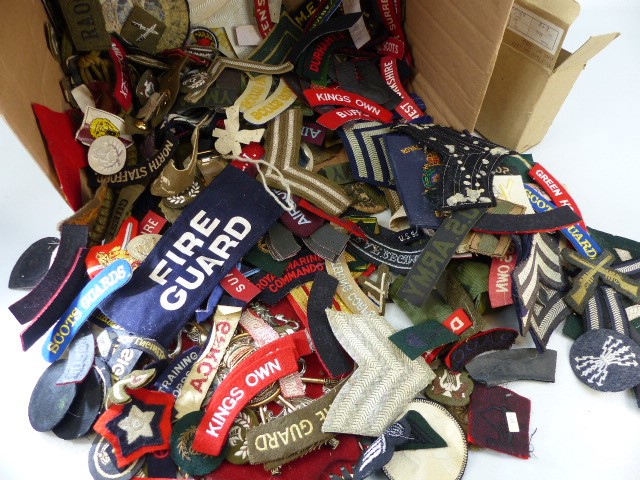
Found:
[197,434,361,480]
[468,383,531,459]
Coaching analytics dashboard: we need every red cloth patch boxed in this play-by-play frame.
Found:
[468,383,531,459]
[196,434,361,480]
[93,388,175,468]
[32,104,88,211]
[220,268,262,303]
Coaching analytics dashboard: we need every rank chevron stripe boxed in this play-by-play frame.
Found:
[261,108,352,217]
[322,310,434,437]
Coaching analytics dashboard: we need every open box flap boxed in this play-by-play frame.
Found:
[405,0,514,132]
[0,0,66,191]
[555,32,620,73]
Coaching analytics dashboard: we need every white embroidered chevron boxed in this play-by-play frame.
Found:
[322,310,434,437]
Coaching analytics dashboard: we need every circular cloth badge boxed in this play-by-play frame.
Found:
[171,410,228,476]
[570,328,640,392]
[383,399,467,480]
[88,435,145,480]
[28,360,77,432]
[101,0,190,53]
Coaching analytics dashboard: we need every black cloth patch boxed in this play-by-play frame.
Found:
[394,124,511,211]
[268,222,302,261]
[289,13,360,62]
[53,366,103,439]
[465,349,558,386]
[445,328,519,372]
[146,449,178,479]
[389,321,459,360]
[254,250,326,305]
[570,329,640,392]
[347,232,424,274]
[301,223,350,262]
[10,224,88,340]
[9,236,59,289]
[472,207,582,234]
[28,360,77,432]
[354,417,412,480]
[397,207,487,307]
[307,271,353,377]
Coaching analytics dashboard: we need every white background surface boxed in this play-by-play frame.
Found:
[1,1,640,479]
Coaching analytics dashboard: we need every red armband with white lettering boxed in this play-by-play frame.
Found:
[192,330,312,456]
[529,164,586,229]
[303,87,393,124]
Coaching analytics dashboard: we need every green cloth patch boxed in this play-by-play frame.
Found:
[243,245,288,277]
[397,410,448,451]
[319,163,354,185]
[451,261,490,313]
[562,313,585,340]
[389,320,459,360]
[390,276,454,325]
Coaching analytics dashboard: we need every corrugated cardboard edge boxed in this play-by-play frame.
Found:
[477,32,619,151]
[406,0,515,132]
[0,0,66,193]
[518,32,620,151]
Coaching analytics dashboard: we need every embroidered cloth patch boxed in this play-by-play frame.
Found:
[338,121,394,188]
[444,328,519,372]
[93,388,175,467]
[468,384,531,459]
[390,321,459,360]
[513,233,569,349]
[570,329,640,392]
[394,124,511,211]
[425,365,474,407]
[322,310,435,437]
[385,133,443,228]
[254,250,326,305]
[562,249,640,315]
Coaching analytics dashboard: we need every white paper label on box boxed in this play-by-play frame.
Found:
[507,5,565,55]
[506,411,520,433]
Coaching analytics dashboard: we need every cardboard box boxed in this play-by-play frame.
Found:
[476,0,618,151]
[0,0,615,200]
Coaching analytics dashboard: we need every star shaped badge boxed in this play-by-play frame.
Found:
[212,105,265,157]
[93,387,175,467]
